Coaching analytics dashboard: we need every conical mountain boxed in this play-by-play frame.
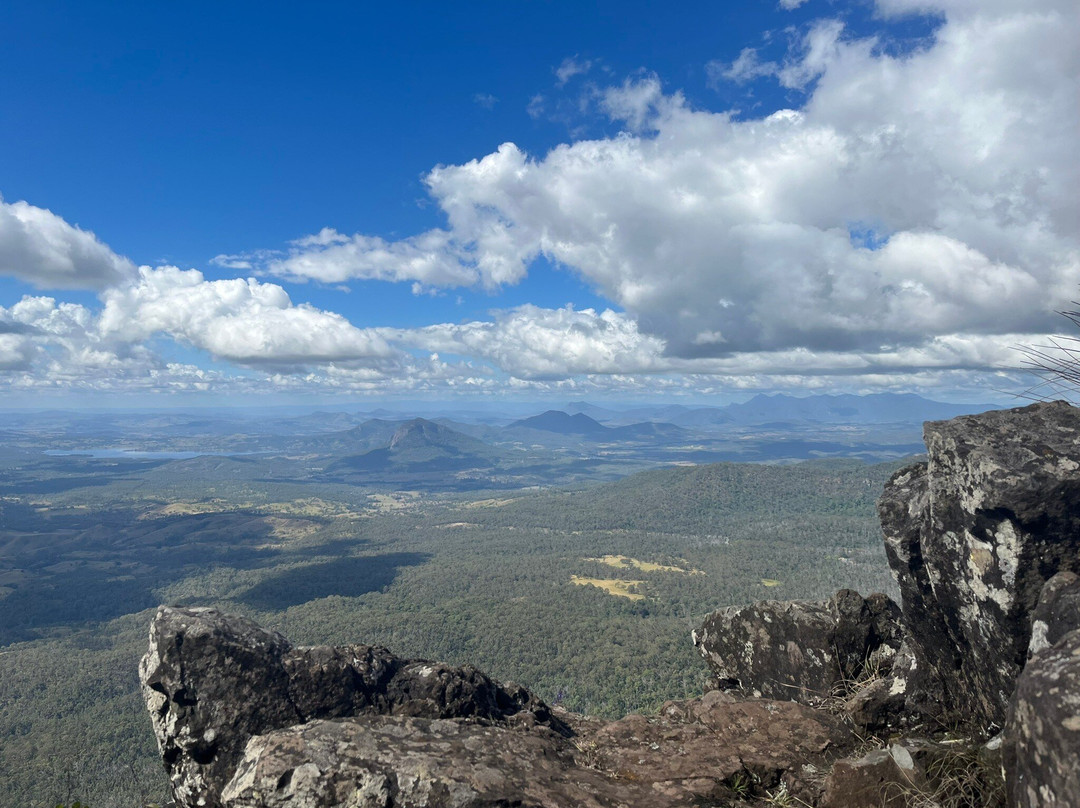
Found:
[388,418,493,454]
[329,418,504,473]
[508,410,610,436]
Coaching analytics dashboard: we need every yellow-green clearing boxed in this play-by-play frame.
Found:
[462,497,516,508]
[583,554,704,575]
[761,578,783,587]
[570,575,647,600]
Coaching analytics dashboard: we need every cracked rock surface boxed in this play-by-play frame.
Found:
[693,588,901,705]
[141,607,852,808]
[1004,627,1080,807]
[878,401,1080,730]
[221,716,640,808]
[140,606,560,808]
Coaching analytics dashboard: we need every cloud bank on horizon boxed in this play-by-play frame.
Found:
[1,0,1077,401]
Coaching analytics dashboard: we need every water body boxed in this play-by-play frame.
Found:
[45,449,235,460]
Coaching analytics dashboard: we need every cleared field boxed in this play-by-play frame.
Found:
[462,498,516,508]
[761,578,783,587]
[570,575,647,600]
[584,554,703,575]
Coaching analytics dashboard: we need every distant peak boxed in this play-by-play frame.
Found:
[509,410,609,435]
[389,418,447,448]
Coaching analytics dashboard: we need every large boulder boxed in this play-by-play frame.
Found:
[220,691,853,808]
[579,689,852,805]
[878,401,1080,730]
[221,716,642,808]
[693,588,901,704]
[140,607,560,808]
[1003,628,1080,807]
[142,608,857,808]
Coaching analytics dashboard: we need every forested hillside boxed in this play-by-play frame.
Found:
[0,455,907,807]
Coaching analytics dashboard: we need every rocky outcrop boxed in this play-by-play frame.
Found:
[141,608,853,808]
[577,690,850,804]
[878,401,1080,731]
[1004,627,1080,807]
[693,588,901,705]
[221,716,640,808]
[220,691,852,808]
[140,607,561,808]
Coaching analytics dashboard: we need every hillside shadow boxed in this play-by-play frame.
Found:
[0,510,377,645]
[1,476,116,495]
[237,552,431,610]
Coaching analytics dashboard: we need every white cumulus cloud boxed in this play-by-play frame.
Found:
[98,266,397,367]
[0,197,135,289]
[268,228,482,289]
[260,0,1077,380]
[392,305,666,379]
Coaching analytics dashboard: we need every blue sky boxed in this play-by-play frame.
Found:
[0,0,1076,405]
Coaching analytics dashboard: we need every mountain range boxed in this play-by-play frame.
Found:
[566,392,984,427]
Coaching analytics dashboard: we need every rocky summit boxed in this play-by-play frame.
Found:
[142,401,1080,807]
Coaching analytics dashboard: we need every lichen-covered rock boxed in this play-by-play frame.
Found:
[220,691,854,808]
[1027,570,1080,657]
[579,690,852,805]
[878,401,1080,731]
[693,588,901,704]
[140,607,560,808]
[1003,628,1080,807]
[142,608,862,808]
[221,716,646,808]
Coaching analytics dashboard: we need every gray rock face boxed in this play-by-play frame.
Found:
[578,688,851,805]
[1004,628,1080,807]
[142,608,855,808]
[140,607,560,808]
[1028,570,1080,657]
[693,588,901,704]
[221,716,638,808]
[221,691,853,808]
[878,401,1080,731]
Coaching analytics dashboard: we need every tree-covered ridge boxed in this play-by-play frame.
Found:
[462,459,901,534]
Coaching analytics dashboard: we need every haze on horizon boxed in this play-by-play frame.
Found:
[0,0,1076,408]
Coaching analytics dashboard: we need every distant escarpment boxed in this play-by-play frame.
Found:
[142,402,1080,807]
